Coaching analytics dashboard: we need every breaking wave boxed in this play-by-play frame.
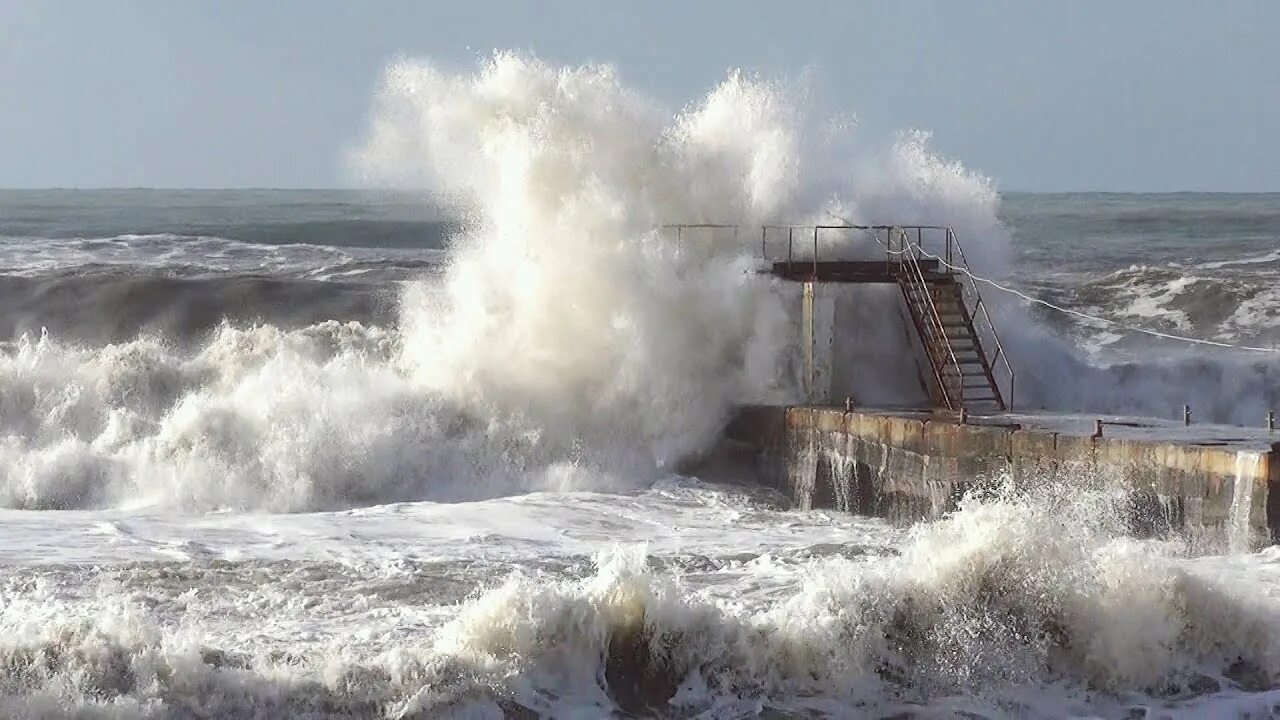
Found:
[1,484,1277,718]
[1,52,1277,512]
[0,53,1006,511]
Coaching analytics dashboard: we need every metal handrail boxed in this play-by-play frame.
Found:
[756,224,954,271]
[906,228,1015,411]
[665,223,956,266]
[659,223,1016,411]
[940,228,1015,411]
[888,226,964,410]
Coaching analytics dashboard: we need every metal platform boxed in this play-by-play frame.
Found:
[767,259,944,283]
[664,223,1016,413]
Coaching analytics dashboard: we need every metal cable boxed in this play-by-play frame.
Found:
[853,224,1280,354]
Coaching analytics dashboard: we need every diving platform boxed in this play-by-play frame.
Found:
[667,223,1014,414]
[767,259,944,283]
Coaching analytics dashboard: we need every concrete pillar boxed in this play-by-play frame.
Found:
[802,281,835,404]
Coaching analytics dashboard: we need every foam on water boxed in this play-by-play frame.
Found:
[0,482,1277,718]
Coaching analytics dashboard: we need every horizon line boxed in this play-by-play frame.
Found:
[1,186,1278,195]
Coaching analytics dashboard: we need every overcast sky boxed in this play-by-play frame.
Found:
[1,1,1276,191]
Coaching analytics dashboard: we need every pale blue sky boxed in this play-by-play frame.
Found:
[1,1,1276,191]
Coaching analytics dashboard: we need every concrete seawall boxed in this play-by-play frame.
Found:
[723,405,1280,551]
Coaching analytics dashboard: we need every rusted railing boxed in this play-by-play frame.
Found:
[944,227,1015,411]
[886,226,965,410]
[889,226,1015,412]
[658,223,1016,411]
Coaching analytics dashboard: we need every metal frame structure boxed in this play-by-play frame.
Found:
[660,223,1016,412]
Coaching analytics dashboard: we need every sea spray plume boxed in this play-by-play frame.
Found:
[0,55,1023,511]
[356,54,803,469]
[822,130,1010,270]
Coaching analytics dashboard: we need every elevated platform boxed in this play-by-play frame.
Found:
[720,404,1280,552]
[767,259,948,283]
[669,222,1012,411]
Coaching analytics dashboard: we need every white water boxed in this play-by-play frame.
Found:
[1,53,1008,512]
[1230,452,1263,554]
[1,53,1279,717]
[1,481,1279,718]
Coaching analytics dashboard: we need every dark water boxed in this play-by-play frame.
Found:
[1005,193,1280,350]
[0,190,452,343]
[1,188,1278,350]
[0,188,451,248]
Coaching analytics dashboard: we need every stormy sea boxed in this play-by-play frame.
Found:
[1,55,1279,718]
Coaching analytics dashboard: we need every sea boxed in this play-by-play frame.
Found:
[1,57,1280,720]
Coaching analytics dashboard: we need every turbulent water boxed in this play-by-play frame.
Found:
[2,54,1279,718]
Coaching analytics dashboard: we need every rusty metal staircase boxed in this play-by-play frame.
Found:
[888,226,1012,413]
[660,223,1015,414]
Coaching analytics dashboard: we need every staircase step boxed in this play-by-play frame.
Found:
[942,380,995,389]
[940,379,994,388]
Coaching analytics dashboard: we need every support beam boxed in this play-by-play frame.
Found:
[801,281,835,404]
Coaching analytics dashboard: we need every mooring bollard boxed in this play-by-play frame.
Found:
[1183,404,1191,426]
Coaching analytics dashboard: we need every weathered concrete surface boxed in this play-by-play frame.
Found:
[723,405,1280,551]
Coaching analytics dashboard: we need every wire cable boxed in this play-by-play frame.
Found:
[846,222,1280,354]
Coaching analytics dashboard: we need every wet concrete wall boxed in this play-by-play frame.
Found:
[724,405,1280,551]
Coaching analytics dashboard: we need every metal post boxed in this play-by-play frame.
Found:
[813,226,819,279]
[787,227,794,276]
[760,226,766,260]
[1268,411,1275,431]
[1093,419,1103,438]
[959,407,968,425]
[845,396,853,413]
[1183,405,1191,426]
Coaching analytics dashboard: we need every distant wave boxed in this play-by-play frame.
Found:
[1197,248,1280,270]
[1030,260,1280,351]
[0,233,447,343]
[0,218,456,250]
[0,273,401,345]
[0,232,446,279]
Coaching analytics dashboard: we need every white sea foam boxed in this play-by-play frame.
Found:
[1197,248,1280,270]
[0,482,1276,718]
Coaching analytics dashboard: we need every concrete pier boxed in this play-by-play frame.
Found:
[723,405,1280,551]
